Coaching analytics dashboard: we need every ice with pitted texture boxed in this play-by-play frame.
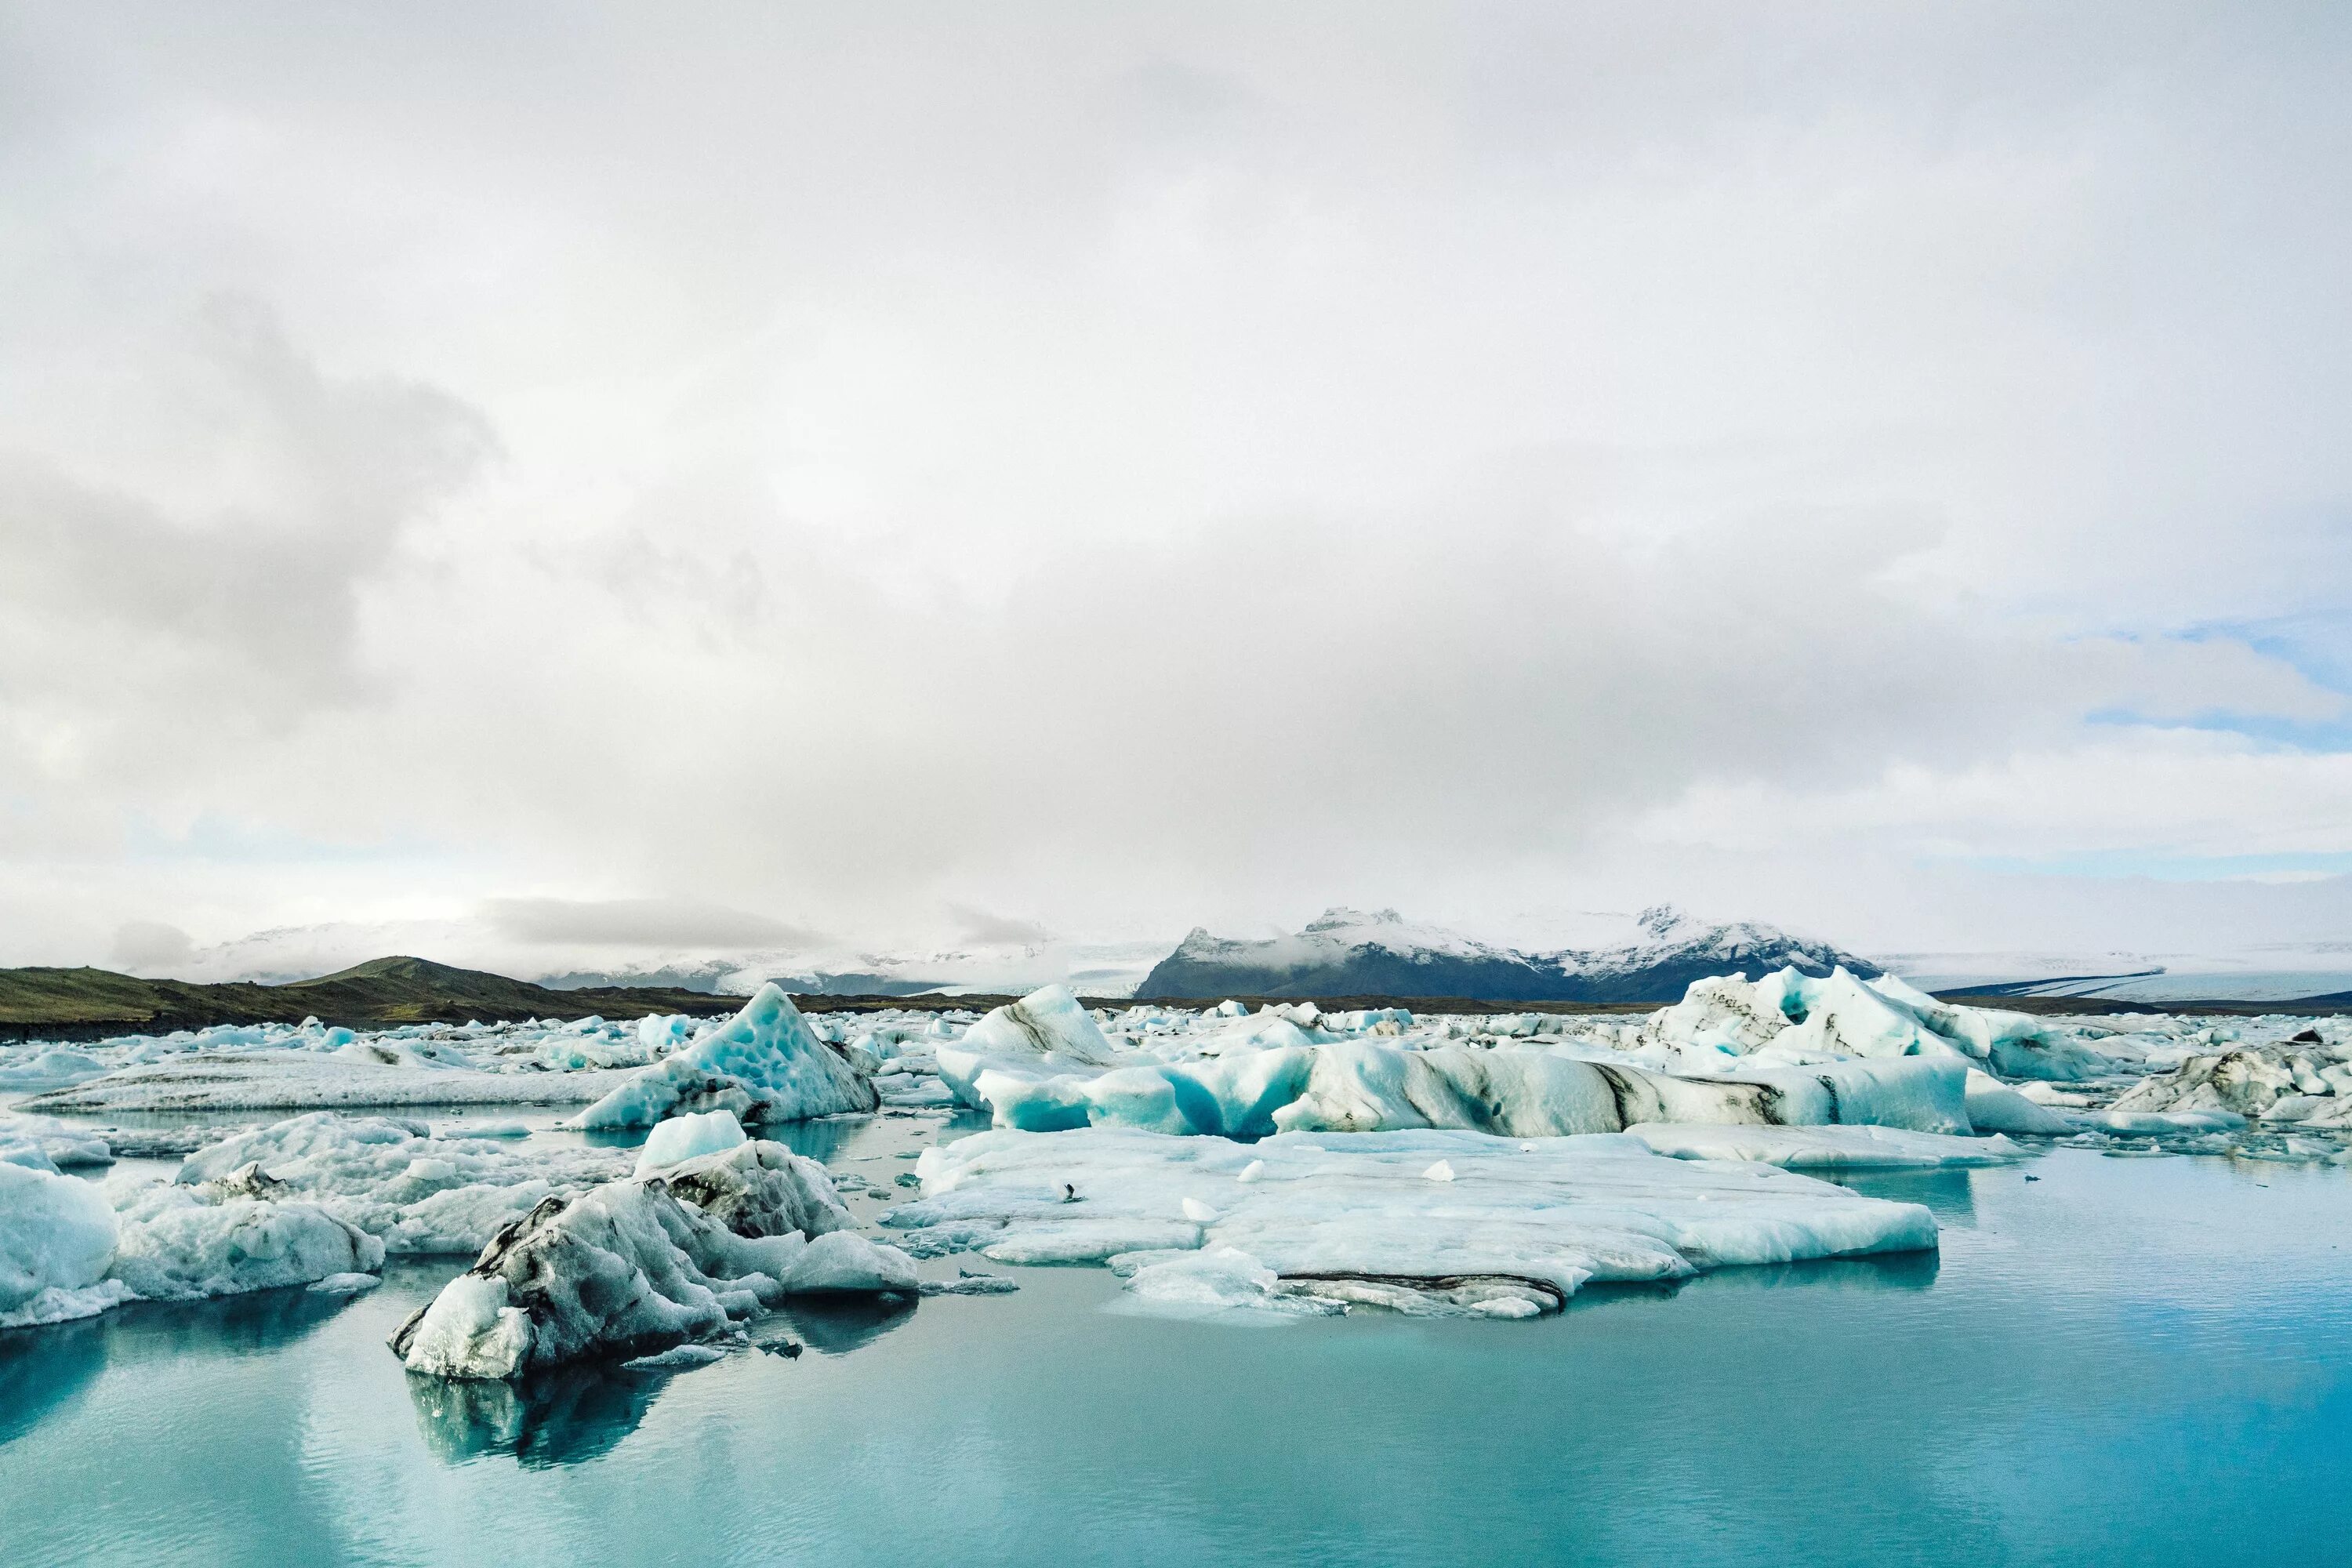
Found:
[576,985,877,1130]
[884,1127,1936,1319]
[174,1112,634,1255]
[391,1139,914,1378]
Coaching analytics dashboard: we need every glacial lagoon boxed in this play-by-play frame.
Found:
[6,1120,2350,1568]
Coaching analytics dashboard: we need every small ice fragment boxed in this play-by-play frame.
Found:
[624,1343,728,1370]
[1519,1143,1536,1153]
[1422,1160,1454,1182]
[634,1109,748,1177]
[308,1272,383,1294]
[1181,1197,1221,1223]
[1236,1160,1265,1184]
[438,1120,531,1140]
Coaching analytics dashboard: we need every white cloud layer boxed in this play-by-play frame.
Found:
[1,2,2347,968]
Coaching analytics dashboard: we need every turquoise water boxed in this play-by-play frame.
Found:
[5,1131,2351,1566]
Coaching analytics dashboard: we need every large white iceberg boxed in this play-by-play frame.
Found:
[575,984,877,1130]
[884,1127,1938,1319]
[174,1112,634,1255]
[2,1151,385,1328]
[945,1032,1977,1141]
[21,1051,642,1113]
[106,1185,383,1301]
[391,1139,916,1377]
[1641,968,2109,1081]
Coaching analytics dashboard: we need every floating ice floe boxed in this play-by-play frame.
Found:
[172,1112,633,1255]
[390,1138,916,1377]
[1621,1123,2024,1169]
[1,1154,384,1329]
[0,1114,118,1171]
[575,984,877,1130]
[18,1051,644,1113]
[1637,968,2110,1081]
[937,1003,1984,1142]
[2109,1041,2352,1125]
[0,1161,135,1328]
[883,1127,1938,1320]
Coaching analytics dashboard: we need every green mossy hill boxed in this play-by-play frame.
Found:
[0,956,746,1039]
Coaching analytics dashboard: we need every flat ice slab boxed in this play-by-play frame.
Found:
[20,1051,640,1112]
[885,1127,1938,1319]
[1624,1123,2027,1169]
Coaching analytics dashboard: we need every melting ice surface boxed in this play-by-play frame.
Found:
[4,1112,2352,1567]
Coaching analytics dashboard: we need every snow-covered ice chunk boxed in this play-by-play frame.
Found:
[960,985,1116,1066]
[0,1114,115,1171]
[886,1127,1937,1318]
[107,1185,383,1301]
[21,1051,641,1113]
[174,1112,633,1256]
[391,1139,912,1378]
[0,1161,131,1328]
[1119,1247,1342,1322]
[624,1342,728,1370]
[576,985,877,1131]
[0,1049,111,1090]
[1623,1123,2025,1169]
[1641,967,2111,1082]
[1422,1160,1455,1181]
[1962,1070,2077,1135]
[634,1109,749,1177]
[310,1271,384,1294]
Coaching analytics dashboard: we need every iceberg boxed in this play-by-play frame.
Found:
[947,1033,1981,1142]
[1622,1123,2024,1169]
[106,1185,384,1301]
[391,1139,916,1378]
[960,985,1117,1064]
[174,1112,633,1256]
[885,1127,1937,1319]
[20,1051,643,1113]
[575,984,877,1131]
[0,1162,132,1329]
[1637,967,2111,1081]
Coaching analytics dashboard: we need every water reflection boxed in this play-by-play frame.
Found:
[407,1364,664,1468]
[1568,1246,1941,1316]
[0,1283,354,1450]
[762,1292,919,1356]
[1832,1166,1983,1223]
[405,1294,919,1467]
[0,1316,110,1446]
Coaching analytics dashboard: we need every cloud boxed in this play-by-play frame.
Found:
[0,5,2346,965]
[111,920,194,974]
[481,898,822,951]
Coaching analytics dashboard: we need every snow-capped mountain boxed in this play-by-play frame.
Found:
[1137,905,1878,1002]
[152,920,1171,998]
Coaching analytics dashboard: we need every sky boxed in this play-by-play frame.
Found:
[2,2,2350,977]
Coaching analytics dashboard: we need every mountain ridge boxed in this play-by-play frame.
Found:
[1138,905,1879,1003]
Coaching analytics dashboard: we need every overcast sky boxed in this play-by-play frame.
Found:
[3,2,2349,971]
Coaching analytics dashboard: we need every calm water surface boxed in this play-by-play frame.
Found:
[3,1122,2349,1567]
